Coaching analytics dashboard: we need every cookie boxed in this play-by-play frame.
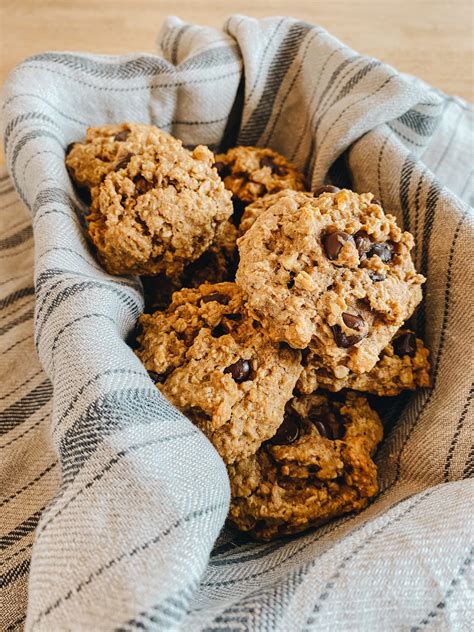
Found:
[213,146,307,226]
[236,189,425,376]
[181,221,239,287]
[298,330,431,396]
[239,190,313,236]
[141,222,239,312]
[86,141,232,276]
[66,123,171,192]
[228,391,383,540]
[135,283,302,464]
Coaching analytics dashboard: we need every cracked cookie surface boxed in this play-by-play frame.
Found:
[214,146,307,226]
[236,189,425,376]
[228,391,383,540]
[135,282,302,463]
[86,140,232,276]
[297,330,431,396]
[66,123,172,192]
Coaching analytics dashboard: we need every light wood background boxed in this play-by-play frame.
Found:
[1,0,472,99]
[0,1,472,164]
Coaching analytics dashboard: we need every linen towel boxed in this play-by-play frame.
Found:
[1,15,473,631]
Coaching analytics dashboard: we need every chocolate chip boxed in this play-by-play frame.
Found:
[314,185,340,196]
[393,332,416,358]
[332,325,366,348]
[268,414,300,445]
[224,313,242,321]
[354,230,372,258]
[371,198,382,207]
[231,196,247,227]
[213,161,231,179]
[368,271,386,282]
[323,231,355,260]
[114,129,130,142]
[260,155,286,176]
[342,312,365,331]
[287,271,296,289]
[313,420,329,438]
[224,359,252,383]
[309,411,344,440]
[114,152,134,171]
[201,292,230,305]
[147,370,167,384]
[367,241,395,263]
[65,142,76,156]
[211,323,229,338]
[135,176,154,194]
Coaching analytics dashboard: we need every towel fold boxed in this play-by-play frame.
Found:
[1,15,473,631]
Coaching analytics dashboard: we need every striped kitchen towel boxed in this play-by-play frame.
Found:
[1,15,473,632]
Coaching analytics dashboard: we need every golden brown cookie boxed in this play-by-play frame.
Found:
[236,189,425,376]
[239,190,314,236]
[135,282,302,464]
[66,123,170,192]
[228,391,383,540]
[214,146,307,226]
[86,141,232,276]
[297,330,431,396]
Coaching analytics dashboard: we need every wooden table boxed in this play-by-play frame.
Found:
[0,0,472,165]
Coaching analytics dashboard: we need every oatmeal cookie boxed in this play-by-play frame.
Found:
[236,189,425,376]
[213,146,307,226]
[87,141,232,276]
[135,282,302,464]
[239,190,313,236]
[298,330,431,396]
[181,221,239,287]
[66,123,171,192]
[228,391,383,540]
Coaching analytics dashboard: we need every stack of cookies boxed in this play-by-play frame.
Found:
[66,123,431,540]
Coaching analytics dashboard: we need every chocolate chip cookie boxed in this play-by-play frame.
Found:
[297,330,431,396]
[239,189,314,236]
[66,123,171,193]
[87,141,232,276]
[228,390,383,540]
[213,146,307,226]
[135,282,302,464]
[236,189,425,376]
